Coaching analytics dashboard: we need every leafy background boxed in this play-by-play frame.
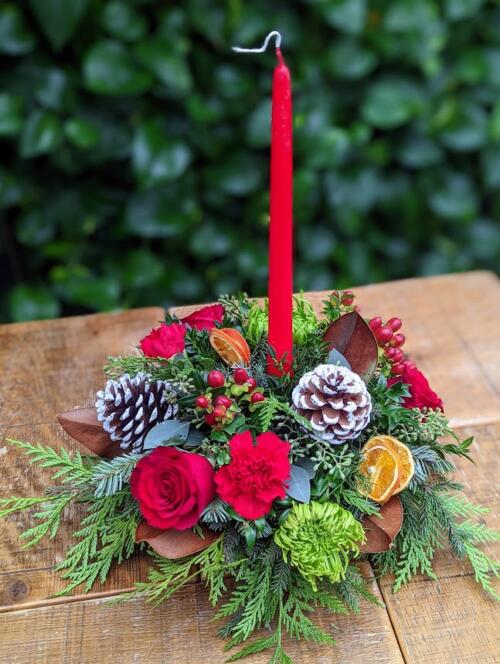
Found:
[1,0,499,322]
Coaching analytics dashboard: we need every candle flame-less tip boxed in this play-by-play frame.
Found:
[232,30,282,54]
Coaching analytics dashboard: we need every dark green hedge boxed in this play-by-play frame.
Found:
[1,0,500,322]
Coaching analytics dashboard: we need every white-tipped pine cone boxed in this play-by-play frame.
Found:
[292,364,372,444]
[96,372,178,452]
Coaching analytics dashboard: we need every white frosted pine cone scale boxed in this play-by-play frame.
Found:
[292,364,372,444]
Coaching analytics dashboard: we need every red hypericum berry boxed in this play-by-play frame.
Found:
[204,413,216,426]
[213,405,227,419]
[246,377,257,392]
[195,395,210,410]
[403,360,416,370]
[391,363,405,376]
[250,392,265,404]
[341,290,354,306]
[207,370,225,388]
[387,317,402,332]
[384,347,397,360]
[390,348,404,363]
[369,317,382,331]
[214,395,232,408]
[375,326,393,346]
[391,333,406,348]
[233,368,249,384]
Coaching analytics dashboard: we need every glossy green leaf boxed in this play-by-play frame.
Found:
[64,118,100,148]
[35,69,74,111]
[0,4,36,54]
[320,0,366,35]
[29,0,87,50]
[9,285,60,321]
[135,39,192,96]
[124,187,198,238]
[327,39,377,79]
[132,119,191,186]
[0,93,23,136]
[101,1,148,42]
[362,79,424,129]
[20,110,62,158]
[83,40,152,96]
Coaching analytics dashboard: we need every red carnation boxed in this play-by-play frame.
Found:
[139,322,186,359]
[131,447,215,530]
[215,431,291,520]
[389,364,443,411]
[181,304,224,330]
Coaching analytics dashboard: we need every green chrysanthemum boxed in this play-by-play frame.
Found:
[246,295,318,345]
[274,501,365,589]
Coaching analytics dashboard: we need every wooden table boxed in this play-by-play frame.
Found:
[1,271,499,663]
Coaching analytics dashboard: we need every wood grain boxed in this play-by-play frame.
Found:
[0,563,404,664]
[0,308,163,607]
[1,272,499,664]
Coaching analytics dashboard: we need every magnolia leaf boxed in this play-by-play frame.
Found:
[143,420,190,450]
[323,311,378,383]
[286,465,311,503]
[360,496,403,553]
[327,347,352,370]
[295,457,316,480]
[135,522,219,559]
[57,407,123,458]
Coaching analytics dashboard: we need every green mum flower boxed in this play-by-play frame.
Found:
[274,501,365,589]
[246,295,318,345]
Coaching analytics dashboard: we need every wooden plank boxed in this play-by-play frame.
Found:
[171,271,500,428]
[0,563,404,664]
[379,420,500,664]
[0,309,164,607]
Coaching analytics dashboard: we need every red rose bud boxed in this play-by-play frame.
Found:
[391,333,406,348]
[375,326,393,346]
[214,431,290,520]
[195,395,210,410]
[214,395,232,408]
[130,447,215,530]
[246,377,257,392]
[233,368,249,384]
[250,392,265,404]
[139,322,186,359]
[341,290,354,305]
[207,370,225,388]
[369,316,382,331]
[387,317,402,332]
[213,405,227,419]
[388,364,443,411]
[181,304,224,331]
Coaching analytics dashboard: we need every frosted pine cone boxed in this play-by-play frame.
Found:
[292,364,372,444]
[96,373,178,452]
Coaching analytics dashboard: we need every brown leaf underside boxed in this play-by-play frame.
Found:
[323,311,379,383]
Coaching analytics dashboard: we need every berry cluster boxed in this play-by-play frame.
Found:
[368,316,415,376]
[195,368,265,428]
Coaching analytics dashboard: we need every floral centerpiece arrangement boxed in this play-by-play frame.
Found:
[1,291,498,663]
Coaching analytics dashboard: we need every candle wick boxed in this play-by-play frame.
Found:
[232,30,282,54]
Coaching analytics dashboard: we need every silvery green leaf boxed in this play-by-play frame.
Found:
[184,429,205,447]
[286,465,311,503]
[327,347,352,370]
[295,457,316,479]
[143,420,190,449]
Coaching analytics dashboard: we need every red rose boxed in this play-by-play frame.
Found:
[131,447,215,530]
[139,322,186,359]
[388,365,443,411]
[181,304,224,330]
[215,431,291,520]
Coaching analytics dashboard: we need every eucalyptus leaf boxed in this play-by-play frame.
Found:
[143,420,190,450]
[295,458,316,480]
[327,348,352,370]
[286,465,311,504]
[184,429,205,447]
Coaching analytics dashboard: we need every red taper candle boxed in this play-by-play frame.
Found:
[267,47,293,376]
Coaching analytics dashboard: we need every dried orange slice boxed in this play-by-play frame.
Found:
[362,435,415,495]
[209,328,251,366]
[358,444,399,504]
